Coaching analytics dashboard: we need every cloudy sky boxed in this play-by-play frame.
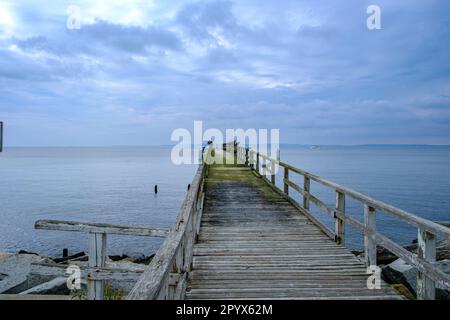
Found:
[0,0,449,146]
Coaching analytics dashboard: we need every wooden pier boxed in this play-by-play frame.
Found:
[184,165,400,299]
[30,142,450,300]
[126,143,450,300]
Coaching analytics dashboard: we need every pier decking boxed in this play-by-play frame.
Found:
[185,165,401,300]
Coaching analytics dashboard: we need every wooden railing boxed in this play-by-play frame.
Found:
[127,164,207,299]
[227,144,450,300]
[34,220,169,300]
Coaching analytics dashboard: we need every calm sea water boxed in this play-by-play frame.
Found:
[0,146,449,256]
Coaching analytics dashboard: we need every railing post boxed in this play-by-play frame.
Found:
[200,146,205,164]
[88,232,107,300]
[256,153,260,173]
[364,205,377,267]
[262,163,266,176]
[270,161,275,184]
[245,148,249,166]
[335,191,345,245]
[417,228,436,300]
[283,167,289,195]
[303,176,310,210]
[0,121,3,153]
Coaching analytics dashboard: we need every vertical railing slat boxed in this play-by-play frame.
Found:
[364,205,377,267]
[417,229,436,300]
[335,191,345,245]
[88,232,107,300]
[256,153,260,174]
[283,167,289,195]
[270,161,275,184]
[303,176,310,210]
[245,148,249,166]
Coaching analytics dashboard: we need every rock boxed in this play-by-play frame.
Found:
[52,252,85,263]
[437,289,450,300]
[389,259,417,293]
[105,260,146,272]
[121,251,155,264]
[391,284,415,300]
[0,253,13,261]
[108,255,129,262]
[435,259,450,300]
[404,239,450,261]
[382,258,450,300]
[376,247,399,265]
[69,255,88,262]
[0,254,50,294]
[122,251,145,261]
[355,247,402,266]
[18,277,68,295]
[18,250,38,256]
[354,239,450,265]
[133,254,155,265]
[382,261,417,296]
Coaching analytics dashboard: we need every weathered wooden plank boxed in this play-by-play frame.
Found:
[35,220,169,238]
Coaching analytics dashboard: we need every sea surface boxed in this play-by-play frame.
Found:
[0,146,449,256]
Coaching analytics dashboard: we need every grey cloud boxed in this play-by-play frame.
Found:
[77,20,183,53]
[176,0,237,40]
[12,20,182,57]
[1,0,450,146]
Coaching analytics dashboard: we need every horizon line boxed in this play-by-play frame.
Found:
[2,143,450,148]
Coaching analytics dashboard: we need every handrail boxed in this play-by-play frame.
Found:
[227,143,450,300]
[278,161,450,240]
[127,164,206,300]
[35,220,169,237]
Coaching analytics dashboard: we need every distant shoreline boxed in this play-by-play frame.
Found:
[2,144,450,148]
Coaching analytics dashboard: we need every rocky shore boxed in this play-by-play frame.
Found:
[352,238,450,300]
[0,250,155,299]
[1,238,449,300]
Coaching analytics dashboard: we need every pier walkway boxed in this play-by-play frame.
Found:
[185,165,401,299]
